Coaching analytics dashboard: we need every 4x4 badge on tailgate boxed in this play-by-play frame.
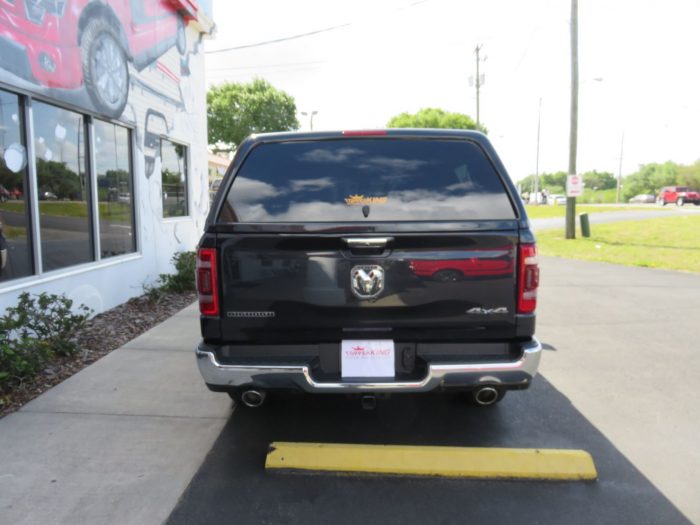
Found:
[351,265,385,299]
[466,307,509,315]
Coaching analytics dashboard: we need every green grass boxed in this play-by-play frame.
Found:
[0,201,23,214]
[0,200,88,218]
[578,188,618,204]
[0,200,131,222]
[41,201,89,218]
[2,225,26,239]
[524,204,654,219]
[537,215,700,273]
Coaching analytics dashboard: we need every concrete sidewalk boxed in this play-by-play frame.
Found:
[0,303,231,525]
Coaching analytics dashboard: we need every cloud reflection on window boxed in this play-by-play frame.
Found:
[290,177,334,192]
[225,139,516,222]
[235,191,513,222]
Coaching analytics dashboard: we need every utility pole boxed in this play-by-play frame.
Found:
[616,131,624,203]
[566,0,579,239]
[534,98,542,203]
[474,44,483,128]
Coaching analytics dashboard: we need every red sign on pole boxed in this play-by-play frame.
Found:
[567,174,584,197]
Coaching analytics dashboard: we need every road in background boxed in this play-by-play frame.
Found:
[531,205,699,231]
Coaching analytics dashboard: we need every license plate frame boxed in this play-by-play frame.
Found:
[340,339,395,379]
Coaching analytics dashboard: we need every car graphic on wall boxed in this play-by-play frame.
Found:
[0,0,187,118]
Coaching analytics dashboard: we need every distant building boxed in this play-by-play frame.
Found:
[208,153,230,184]
[0,1,215,314]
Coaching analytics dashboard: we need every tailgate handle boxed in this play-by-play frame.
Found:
[343,237,393,249]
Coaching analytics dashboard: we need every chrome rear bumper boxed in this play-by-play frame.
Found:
[195,338,541,393]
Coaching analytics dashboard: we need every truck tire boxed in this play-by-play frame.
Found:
[676,197,685,206]
[81,18,129,118]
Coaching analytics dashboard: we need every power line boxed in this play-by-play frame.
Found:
[208,60,327,72]
[205,22,352,54]
[206,65,324,81]
[205,0,430,55]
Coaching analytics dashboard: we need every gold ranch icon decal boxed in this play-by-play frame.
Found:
[345,194,388,206]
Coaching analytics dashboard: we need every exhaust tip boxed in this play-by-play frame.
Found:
[473,386,500,406]
[240,389,266,408]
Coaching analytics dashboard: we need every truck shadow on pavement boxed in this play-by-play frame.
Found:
[167,376,689,525]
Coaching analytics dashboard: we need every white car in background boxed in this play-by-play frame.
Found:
[547,194,567,206]
[629,194,656,204]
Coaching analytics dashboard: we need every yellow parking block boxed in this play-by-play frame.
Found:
[266,442,597,481]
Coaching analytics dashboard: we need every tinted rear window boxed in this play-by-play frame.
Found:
[219,139,515,222]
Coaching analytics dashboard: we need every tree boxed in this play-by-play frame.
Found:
[678,160,700,189]
[622,161,681,199]
[35,160,83,200]
[581,170,616,190]
[518,171,567,195]
[387,108,487,133]
[207,78,299,151]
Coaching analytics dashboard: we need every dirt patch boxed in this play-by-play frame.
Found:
[0,291,197,418]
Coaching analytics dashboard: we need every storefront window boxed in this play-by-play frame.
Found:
[0,90,32,282]
[161,139,188,218]
[33,102,92,272]
[94,120,135,258]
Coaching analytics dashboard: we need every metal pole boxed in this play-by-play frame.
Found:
[616,131,624,203]
[534,98,542,203]
[475,44,482,128]
[301,110,318,131]
[566,0,579,239]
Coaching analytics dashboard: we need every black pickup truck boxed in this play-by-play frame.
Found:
[195,129,540,408]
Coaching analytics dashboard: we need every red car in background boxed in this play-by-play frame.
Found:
[657,186,700,206]
[0,0,187,117]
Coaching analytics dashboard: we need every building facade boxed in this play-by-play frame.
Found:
[0,0,214,314]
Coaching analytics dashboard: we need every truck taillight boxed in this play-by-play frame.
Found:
[196,248,219,316]
[518,243,539,314]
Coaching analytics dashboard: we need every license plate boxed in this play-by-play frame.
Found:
[341,340,395,378]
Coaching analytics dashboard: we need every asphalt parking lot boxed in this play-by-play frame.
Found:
[166,378,687,525]
[1,256,697,524]
[168,256,699,525]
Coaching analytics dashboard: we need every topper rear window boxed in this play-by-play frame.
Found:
[219,139,516,222]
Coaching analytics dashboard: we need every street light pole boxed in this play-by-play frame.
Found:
[301,110,318,131]
[534,97,542,204]
[566,0,579,239]
[616,131,625,203]
[475,44,482,128]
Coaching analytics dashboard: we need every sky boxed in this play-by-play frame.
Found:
[204,0,700,181]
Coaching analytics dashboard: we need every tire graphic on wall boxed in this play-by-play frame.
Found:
[176,17,187,55]
[81,19,130,118]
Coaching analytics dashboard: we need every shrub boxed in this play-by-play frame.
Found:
[3,292,91,356]
[0,336,52,385]
[158,251,196,293]
[0,293,91,390]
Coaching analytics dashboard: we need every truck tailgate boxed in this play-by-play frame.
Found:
[218,230,518,343]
